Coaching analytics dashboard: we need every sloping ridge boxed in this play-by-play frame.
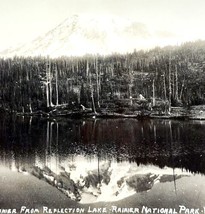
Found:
[0,15,152,58]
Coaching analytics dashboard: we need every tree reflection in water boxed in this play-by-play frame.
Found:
[0,115,205,202]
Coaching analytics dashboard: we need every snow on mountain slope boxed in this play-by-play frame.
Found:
[0,14,177,58]
[18,155,191,204]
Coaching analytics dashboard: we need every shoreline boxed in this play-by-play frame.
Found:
[2,104,205,120]
[14,110,205,121]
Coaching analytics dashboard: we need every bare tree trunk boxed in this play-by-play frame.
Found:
[88,62,96,114]
[46,61,50,108]
[128,63,133,105]
[86,60,89,77]
[29,98,33,114]
[48,60,53,107]
[95,57,100,108]
[168,55,172,113]
[152,78,156,106]
[179,79,185,100]
[91,86,96,114]
[175,64,178,101]
[55,64,59,106]
[129,83,133,106]
[163,72,167,101]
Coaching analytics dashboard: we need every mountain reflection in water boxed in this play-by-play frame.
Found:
[0,115,205,203]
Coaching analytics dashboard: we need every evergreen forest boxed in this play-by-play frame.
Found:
[1,40,205,115]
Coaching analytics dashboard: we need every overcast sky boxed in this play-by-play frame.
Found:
[0,0,205,51]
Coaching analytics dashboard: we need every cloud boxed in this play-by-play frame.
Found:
[155,30,177,39]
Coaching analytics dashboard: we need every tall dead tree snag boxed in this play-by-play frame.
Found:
[45,57,54,108]
[95,57,101,108]
[152,78,156,106]
[175,64,179,102]
[86,59,96,114]
[46,59,50,108]
[163,71,167,101]
[125,55,134,106]
[168,54,172,113]
[55,64,59,106]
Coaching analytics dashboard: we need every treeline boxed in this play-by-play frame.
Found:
[1,40,205,113]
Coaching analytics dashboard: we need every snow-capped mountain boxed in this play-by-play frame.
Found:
[12,155,191,203]
[0,15,178,58]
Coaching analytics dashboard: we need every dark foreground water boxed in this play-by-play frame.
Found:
[0,115,205,213]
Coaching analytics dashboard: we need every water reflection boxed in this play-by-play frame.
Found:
[0,115,205,203]
[21,155,192,203]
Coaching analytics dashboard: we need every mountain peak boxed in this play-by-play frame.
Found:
[0,15,174,58]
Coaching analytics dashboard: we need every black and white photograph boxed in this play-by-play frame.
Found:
[0,0,205,213]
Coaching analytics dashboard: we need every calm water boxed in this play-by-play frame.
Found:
[0,115,205,210]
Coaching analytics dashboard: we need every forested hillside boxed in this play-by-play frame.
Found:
[1,40,205,114]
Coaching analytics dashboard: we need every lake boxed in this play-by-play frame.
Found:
[0,115,205,213]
